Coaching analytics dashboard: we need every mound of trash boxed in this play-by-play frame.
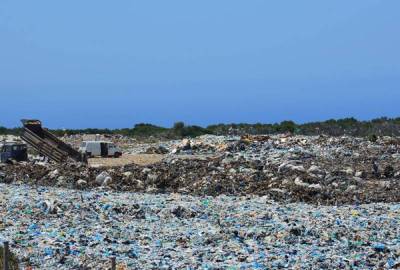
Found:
[1,184,400,269]
[1,134,400,205]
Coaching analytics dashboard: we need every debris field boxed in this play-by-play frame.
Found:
[1,184,400,269]
[1,134,400,205]
[1,133,400,269]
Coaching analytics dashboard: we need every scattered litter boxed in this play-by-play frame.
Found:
[1,184,399,269]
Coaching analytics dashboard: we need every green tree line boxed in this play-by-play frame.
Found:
[1,117,400,138]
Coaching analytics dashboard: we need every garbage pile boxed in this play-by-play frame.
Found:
[2,133,400,268]
[1,184,399,269]
[0,135,22,142]
[1,134,400,204]
[143,146,169,154]
[129,135,229,155]
[170,135,230,154]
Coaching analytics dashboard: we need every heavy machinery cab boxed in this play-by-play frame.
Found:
[0,142,28,163]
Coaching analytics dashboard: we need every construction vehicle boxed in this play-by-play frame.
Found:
[79,141,122,158]
[0,141,28,163]
[20,119,86,163]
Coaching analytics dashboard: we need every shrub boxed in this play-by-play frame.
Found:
[368,134,378,143]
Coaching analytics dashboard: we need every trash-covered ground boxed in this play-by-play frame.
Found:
[1,134,400,269]
[1,134,400,204]
[1,183,399,269]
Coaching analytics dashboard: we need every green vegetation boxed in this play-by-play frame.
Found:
[124,123,168,137]
[0,127,21,136]
[2,117,400,139]
[0,245,19,270]
[368,134,378,143]
[172,122,211,138]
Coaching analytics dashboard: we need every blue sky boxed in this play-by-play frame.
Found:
[0,1,399,129]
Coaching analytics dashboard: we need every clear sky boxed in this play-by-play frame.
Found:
[0,1,399,129]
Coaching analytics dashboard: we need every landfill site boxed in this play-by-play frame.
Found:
[1,120,400,269]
